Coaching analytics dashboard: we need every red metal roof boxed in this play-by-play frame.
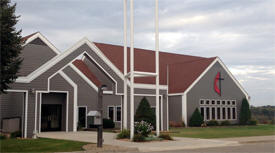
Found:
[93,42,216,93]
[73,60,101,88]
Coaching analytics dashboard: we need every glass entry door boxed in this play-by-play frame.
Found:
[41,104,62,131]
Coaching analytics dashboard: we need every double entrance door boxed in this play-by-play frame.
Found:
[41,104,62,131]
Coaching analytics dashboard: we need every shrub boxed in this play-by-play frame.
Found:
[135,97,156,128]
[207,120,219,126]
[248,120,257,125]
[134,121,153,137]
[220,120,231,126]
[0,134,7,140]
[10,131,21,138]
[189,108,204,127]
[103,118,115,129]
[116,129,130,139]
[158,133,173,140]
[133,133,145,142]
[239,98,251,125]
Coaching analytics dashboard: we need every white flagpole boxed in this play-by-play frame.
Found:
[130,0,135,140]
[123,0,128,130]
[155,0,160,136]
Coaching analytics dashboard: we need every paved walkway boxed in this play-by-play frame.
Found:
[38,131,239,152]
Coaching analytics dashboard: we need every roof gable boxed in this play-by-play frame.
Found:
[93,42,216,93]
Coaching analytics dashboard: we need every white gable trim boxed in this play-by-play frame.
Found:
[168,57,249,99]
[216,57,249,99]
[69,63,98,92]
[59,71,78,132]
[24,32,60,55]
[16,37,124,84]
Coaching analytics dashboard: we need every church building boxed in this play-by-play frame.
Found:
[0,32,249,138]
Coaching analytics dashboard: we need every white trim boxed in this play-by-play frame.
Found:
[24,32,60,55]
[59,71,78,131]
[37,90,69,133]
[69,63,98,92]
[5,90,28,138]
[78,106,88,128]
[182,94,187,127]
[134,83,168,90]
[216,58,249,98]
[83,52,120,94]
[16,36,125,83]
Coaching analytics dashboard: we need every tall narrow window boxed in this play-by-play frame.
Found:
[200,100,204,105]
[232,108,236,119]
[212,107,215,120]
[206,107,210,120]
[206,100,210,105]
[212,100,215,105]
[228,107,231,119]
[217,107,221,120]
[200,107,204,119]
[222,107,226,119]
[108,106,114,121]
[116,106,121,122]
[78,107,86,128]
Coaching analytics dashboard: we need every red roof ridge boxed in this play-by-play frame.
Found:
[72,60,101,87]
[93,42,207,59]
[168,57,217,66]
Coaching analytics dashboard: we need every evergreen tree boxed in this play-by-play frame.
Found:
[0,0,23,94]
[239,98,251,125]
[135,97,156,128]
[189,108,204,127]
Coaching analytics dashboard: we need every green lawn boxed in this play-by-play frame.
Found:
[170,124,275,139]
[0,138,90,152]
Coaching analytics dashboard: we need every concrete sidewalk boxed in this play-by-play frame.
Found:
[218,135,275,143]
[38,131,239,152]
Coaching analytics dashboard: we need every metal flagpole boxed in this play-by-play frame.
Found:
[155,0,160,136]
[123,0,128,130]
[130,0,135,140]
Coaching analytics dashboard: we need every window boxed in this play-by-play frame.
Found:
[232,108,236,119]
[222,101,225,105]
[200,107,204,119]
[232,101,236,105]
[206,100,210,105]
[108,106,122,122]
[228,107,231,119]
[217,107,221,119]
[116,106,121,122]
[108,106,114,121]
[212,100,215,105]
[212,107,215,120]
[206,107,210,120]
[222,108,226,119]
[217,101,220,105]
[78,107,86,128]
[200,100,204,105]
[227,101,231,105]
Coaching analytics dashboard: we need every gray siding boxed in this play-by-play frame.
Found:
[168,95,182,123]
[0,92,24,129]
[19,39,57,76]
[186,62,246,125]
[84,58,114,91]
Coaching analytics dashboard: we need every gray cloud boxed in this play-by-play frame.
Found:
[13,0,275,106]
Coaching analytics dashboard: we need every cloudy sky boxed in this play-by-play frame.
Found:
[13,0,274,106]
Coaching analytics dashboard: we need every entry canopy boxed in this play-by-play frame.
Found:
[87,111,101,117]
